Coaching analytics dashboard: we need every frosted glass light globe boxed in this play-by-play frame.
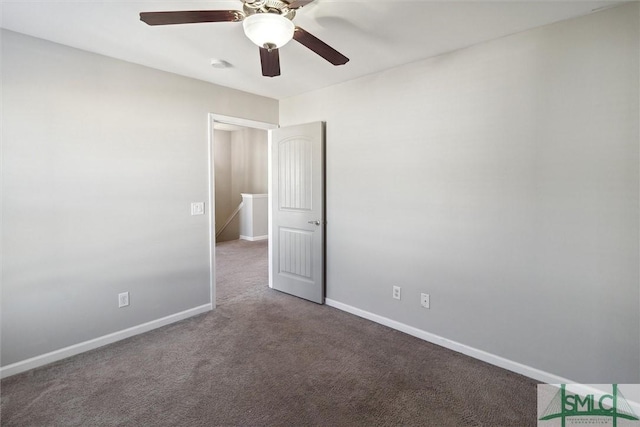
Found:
[243,13,295,49]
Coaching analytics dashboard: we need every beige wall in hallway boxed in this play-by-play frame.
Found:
[214,128,268,242]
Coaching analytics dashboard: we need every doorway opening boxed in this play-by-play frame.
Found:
[208,114,277,308]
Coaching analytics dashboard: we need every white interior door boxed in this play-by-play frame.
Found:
[269,122,325,304]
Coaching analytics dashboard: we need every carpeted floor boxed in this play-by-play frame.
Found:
[0,239,538,426]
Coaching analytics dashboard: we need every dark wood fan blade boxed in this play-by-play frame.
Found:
[288,0,315,9]
[293,27,349,66]
[259,47,281,77]
[140,10,243,26]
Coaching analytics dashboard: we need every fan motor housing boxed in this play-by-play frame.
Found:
[243,0,296,20]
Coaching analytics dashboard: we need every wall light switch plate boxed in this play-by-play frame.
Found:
[191,202,205,216]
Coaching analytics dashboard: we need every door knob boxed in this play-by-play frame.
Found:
[308,220,322,226]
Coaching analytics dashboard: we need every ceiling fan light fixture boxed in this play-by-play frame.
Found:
[242,13,295,49]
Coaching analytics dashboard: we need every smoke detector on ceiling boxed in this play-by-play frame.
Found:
[210,59,232,69]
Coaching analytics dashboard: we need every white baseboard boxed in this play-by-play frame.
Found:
[239,235,268,241]
[325,298,573,385]
[0,304,212,379]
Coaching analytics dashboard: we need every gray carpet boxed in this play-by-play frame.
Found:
[1,239,538,426]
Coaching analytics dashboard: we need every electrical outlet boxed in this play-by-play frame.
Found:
[421,293,430,309]
[118,292,130,308]
[393,286,401,300]
[191,202,205,216]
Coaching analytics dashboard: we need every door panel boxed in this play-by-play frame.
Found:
[279,228,313,280]
[270,122,325,304]
[278,137,313,211]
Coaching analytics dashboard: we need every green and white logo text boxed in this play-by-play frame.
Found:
[538,384,639,427]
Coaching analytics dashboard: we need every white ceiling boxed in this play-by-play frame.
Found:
[1,0,624,100]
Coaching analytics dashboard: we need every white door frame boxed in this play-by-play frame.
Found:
[208,113,278,308]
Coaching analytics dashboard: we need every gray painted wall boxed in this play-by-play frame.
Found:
[280,4,639,383]
[214,128,268,242]
[1,30,277,366]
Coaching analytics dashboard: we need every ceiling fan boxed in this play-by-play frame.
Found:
[140,0,349,78]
